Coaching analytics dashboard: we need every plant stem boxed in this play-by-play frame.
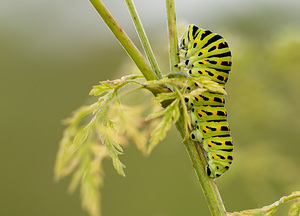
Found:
[166,0,180,72]
[229,191,300,215]
[89,0,158,81]
[175,116,227,216]
[166,0,227,215]
[124,0,163,79]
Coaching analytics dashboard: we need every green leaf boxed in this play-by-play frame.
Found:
[79,144,107,216]
[90,75,148,96]
[172,101,180,123]
[289,198,300,216]
[54,104,98,181]
[153,91,178,102]
[89,84,113,96]
[72,126,90,152]
[147,100,178,153]
[173,86,191,136]
[112,103,152,155]
[187,88,207,98]
[54,130,80,180]
[68,162,85,193]
[105,135,126,176]
[148,114,172,153]
[191,76,226,94]
[145,108,165,120]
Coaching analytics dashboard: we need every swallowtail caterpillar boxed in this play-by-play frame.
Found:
[176,25,233,178]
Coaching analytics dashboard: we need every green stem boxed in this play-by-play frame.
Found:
[262,191,300,215]
[89,0,158,81]
[124,0,163,79]
[175,117,227,216]
[229,191,300,215]
[166,0,227,215]
[166,0,180,72]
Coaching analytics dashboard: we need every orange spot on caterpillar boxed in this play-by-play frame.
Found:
[226,155,233,160]
[199,111,205,115]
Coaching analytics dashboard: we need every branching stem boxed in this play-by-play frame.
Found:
[89,0,158,81]
[124,0,162,79]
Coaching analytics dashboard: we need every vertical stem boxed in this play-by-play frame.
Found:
[125,0,163,79]
[166,0,180,72]
[165,0,227,215]
[89,0,158,81]
[175,117,227,216]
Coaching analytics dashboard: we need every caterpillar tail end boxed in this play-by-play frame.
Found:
[206,165,221,178]
[206,162,230,179]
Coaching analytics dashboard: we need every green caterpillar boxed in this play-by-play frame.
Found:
[176,25,233,178]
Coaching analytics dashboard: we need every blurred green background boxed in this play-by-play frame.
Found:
[1,0,300,215]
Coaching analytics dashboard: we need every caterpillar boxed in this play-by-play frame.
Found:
[176,25,233,178]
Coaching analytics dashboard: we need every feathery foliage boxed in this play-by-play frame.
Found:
[54,71,221,215]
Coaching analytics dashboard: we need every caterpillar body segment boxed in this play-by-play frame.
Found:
[190,105,227,125]
[188,68,229,85]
